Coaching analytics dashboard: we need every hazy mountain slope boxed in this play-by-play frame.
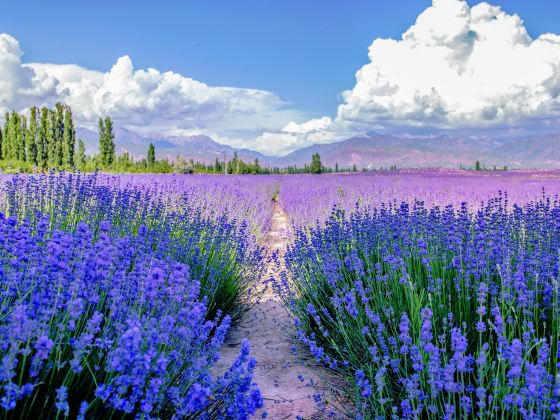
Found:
[75,128,560,169]
[76,128,270,164]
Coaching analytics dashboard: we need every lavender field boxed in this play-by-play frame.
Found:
[1,170,560,418]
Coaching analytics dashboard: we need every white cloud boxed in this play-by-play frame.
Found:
[253,119,350,156]
[30,54,294,132]
[4,0,560,158]
[336,0,560,129]
[253,132,303,156]
[0,34,60,111]
[248,116,336,155]
[282,116,332,134]
[256,0,560,155]
[0,32,300,154]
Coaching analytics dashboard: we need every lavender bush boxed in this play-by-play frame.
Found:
[0,173,267,418]
[2,172,268,321]
[281,194,560,418]
[279,170,560,226]
[91,173,279,240]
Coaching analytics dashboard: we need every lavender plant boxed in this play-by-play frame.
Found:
[0,172,268,417]
[281,194,560,418]
[2,172,268,321]
[0,216,262,418]
[278,170,560,226]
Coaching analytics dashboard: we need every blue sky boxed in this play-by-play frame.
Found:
[2,0,558,118]
[2,0,560,155]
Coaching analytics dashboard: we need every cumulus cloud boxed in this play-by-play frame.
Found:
[0,32,299,152]
[282,117,332,134]
[255,0,560,155]
[252,118,351,156]
[0,34,60,111]
[4,0,560,158]
[337,0,560,129]
[31,54,296,134]
[249,116,338,155]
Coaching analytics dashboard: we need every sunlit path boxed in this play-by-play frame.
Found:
[216,203,344,419]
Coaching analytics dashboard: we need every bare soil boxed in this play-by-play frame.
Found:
[215,204,345,419]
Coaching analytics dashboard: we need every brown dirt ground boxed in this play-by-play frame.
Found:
[214,204,347,419]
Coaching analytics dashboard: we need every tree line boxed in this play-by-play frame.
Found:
[0,103,78,169]
[0,103,370,175]
[0,103,173,173]
[460,161,508,171]
[176,152,367,175]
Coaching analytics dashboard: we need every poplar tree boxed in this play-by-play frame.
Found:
[310,153,322,174]
[38,107,49,169]
[232,151,239,174]
[54,102,65,166]
[10,112,24,161]
[63,106,75,166]
[2,113,9,159]
[19,115,27,161]
[76,139,86,167]
[26,107,38,165]
[98,118,106,164]
[147,143,155,166]
[104,117,115,166]
[0,123,3,160]
[98,117,116,167]
[48,109,57,166]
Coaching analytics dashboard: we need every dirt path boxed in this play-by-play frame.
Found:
[215,204,343,419]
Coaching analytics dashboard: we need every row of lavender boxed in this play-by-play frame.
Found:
[279,170,560,226]
[94,174,277,240]
[280,172,560,418]
[0,173,272,418]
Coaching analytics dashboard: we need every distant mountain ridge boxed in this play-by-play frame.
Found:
[76,128,560,169]
[76,127,268,164]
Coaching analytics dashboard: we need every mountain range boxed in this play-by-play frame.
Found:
[76,128,560,169]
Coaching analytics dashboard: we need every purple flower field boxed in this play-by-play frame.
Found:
[278,169,560,226]
[278,170,560,419]
[1,170,560,418]
[0,173,268,418]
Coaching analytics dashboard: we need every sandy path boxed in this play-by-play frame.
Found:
[215,204,344,419]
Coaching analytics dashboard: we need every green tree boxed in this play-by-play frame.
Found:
[19,115,27,161]
[104,117,115,166]
[63,106,75,166]
[232,151,239,174]
[98,118,106,164]
[106,117,115,166]
[54,102,65,166]
[475,160,481,171]
[26,107,38,165]
[119,151,133,168]
[98,117,116,167]
[10,112,25,161]
[2,113,9,159]
[147,143,156,166]
[310,153,322,174]
[48,109,58,166]
[0,122,2,160]
[38,107,49,169]
[76,139,86,167]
